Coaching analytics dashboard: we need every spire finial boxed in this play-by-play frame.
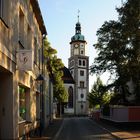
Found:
[77,9,80,22]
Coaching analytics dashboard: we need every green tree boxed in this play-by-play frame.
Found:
[43,37,68,103]
[90,0,140,105]
[88,77,111,108]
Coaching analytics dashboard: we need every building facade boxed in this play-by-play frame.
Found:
[68,20,89,115]
[0,0,51,139]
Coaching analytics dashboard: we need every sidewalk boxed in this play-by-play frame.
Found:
[94,118,140,140]
[29,118,63,140]
[42,118,63,140]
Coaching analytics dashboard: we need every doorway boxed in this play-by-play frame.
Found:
[0,67,13,139]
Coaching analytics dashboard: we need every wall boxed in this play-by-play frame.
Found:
[129,106,140,122]
[0,0,46,139]
[110,106,128,122]
[108,106,140,122]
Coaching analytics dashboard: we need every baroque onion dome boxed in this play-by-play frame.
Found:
[70,21,86,43]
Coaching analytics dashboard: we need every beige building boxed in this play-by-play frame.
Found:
[0,0,51,139]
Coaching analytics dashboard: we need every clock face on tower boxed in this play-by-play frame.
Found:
[74,44,78,48]
[80,44,84,48]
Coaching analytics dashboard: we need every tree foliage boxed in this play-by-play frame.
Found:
[43,37,68,103]
[90,0,140,105]
[88,77,111,108]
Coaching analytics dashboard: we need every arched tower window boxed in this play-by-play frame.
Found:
[81,50,84,55]
[79,60,81,65]
[83,60,85,66]
[68,86,73,108]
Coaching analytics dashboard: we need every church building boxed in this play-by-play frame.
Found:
[68,16,89,115]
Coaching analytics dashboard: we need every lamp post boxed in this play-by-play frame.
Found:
[40,34,47,136]
[36,73,44,137]
[35,34,46,137]
[36,74,44,82]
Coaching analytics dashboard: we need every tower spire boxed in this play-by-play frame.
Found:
[75,9,81,34]
[77,9,80,22]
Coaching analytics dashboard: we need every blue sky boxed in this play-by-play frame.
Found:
[38,0,124,90]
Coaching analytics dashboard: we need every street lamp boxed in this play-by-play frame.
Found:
[35,74,45,136]
[36,34,46,136]
[38,34,46,136]
[36,74,44,82]
[36,74,44,93]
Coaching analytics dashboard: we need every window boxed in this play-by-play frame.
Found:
[68,87,73,108]
[27,24,32,49]
[36,92,40,120]
[19,9,24,46]
[81,104,83,109]
[80,44,84,48]
[19,86,26,121]
[80,81,84,88]
[81,93,84,98]
[80,70,84,76]
[34,37,39,65]
[74,48,79,55]
[0,0,9,26]
[81,50,84,55]
[79,60,81,65]
[83,60,85,66]
[71,70,74,78]
[38,48,41,69]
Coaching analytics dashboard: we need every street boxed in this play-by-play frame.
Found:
[54,117,118,140]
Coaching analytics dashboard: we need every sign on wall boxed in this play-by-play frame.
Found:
[16,50,34,71]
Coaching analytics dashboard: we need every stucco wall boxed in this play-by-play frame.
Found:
[0,0,46,139]
[110,107,128,122]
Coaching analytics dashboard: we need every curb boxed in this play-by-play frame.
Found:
[88,118,123,140]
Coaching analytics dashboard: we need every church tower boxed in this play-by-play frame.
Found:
[68,13,89,115]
